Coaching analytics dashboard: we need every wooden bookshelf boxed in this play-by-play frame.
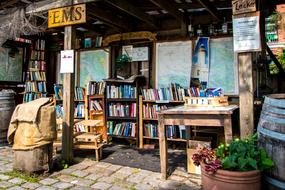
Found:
[104,76,144,146]
[139,95,185,148]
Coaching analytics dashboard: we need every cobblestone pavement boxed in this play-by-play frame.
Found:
[0,146,201,190]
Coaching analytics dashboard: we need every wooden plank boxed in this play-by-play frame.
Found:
[163,115,225,126]
[62,1,76,162]
[158,114,167,180]
[238,52,254,139]
[223,115,233,143]
[139,95,144,149]
[196,0,221,20]
[26,0,99,14]
[105,0,158,29]
[149,0,184,22]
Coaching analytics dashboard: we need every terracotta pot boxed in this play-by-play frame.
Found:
[201,164,261,190]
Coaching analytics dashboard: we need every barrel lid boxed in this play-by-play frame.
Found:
[265,94,285,108]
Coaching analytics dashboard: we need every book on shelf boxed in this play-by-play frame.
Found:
[54,84,63,100]
[87,81,105,95]
[141,83,185,101]
[56,105,63,118]
[94,36,103,48]
[108,103,136,117]
[74,103,85,118]
[34,39,45,51]
[75,87,85,101]
[106,84,137,99]
[90,100,103,111]
[167,125,186,139]
[144,123,158,138]
[107,121,136,137]
[143,104,167,119]
[26,70,46,81]
[25,81,46,93]
[74,123,89,132]
[24,92,46,103]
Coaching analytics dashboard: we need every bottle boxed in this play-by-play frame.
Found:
[197,25,203,36]
[222,17,228,34]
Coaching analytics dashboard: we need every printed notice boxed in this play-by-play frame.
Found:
[233,15,260,52]
[60,50,74,73]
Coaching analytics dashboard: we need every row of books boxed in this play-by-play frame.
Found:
[144,123,159,138]
[28,60,46,71]
[107,121,136,137]
[87,81,105,95]
[75,87,85,101]
[90,100,103,111]
[31,50,45,60]
[24,92,47,103]
[74,103,85,118]
[143,104,168,119]
[83,36,102,48]
[26,71,46,81]
[167,125,186,139]
[33,39,45,51]
[74,123,91,132]
[106,85,137,99]
[108,103,136,117]
[141,83,185,101]
[25,81,46,93]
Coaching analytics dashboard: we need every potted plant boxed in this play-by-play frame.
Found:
[192,134,274,190]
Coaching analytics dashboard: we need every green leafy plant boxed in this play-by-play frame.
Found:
[192,134,274,173]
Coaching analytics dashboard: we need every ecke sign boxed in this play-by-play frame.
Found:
[48,4,86,28]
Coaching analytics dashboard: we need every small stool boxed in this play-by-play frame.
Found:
[74,120,104,161]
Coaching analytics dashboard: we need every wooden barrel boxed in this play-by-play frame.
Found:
[0,92,15,145]
[257,94,285,190]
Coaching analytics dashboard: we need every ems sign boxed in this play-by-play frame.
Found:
[48,4,86,28]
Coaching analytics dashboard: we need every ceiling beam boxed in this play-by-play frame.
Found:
[87,6,131,32]
[0,0,19,9]
[105,0,158,29]
[196,0,221,21]
[149,0,184,22]
[26,0,101,14]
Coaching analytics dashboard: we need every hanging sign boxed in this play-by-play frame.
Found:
[232,0,256,15]
[233,12,261,52]
[48,4,86,28]
[60,50,74,73]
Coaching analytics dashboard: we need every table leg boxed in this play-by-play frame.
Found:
[224,115,233,144]
[159,114,167,180]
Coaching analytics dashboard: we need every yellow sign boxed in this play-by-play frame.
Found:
[48,4,86,28]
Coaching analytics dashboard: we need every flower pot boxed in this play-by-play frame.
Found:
[201,164,261,190]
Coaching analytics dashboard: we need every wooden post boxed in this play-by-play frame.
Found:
[238,52,254,139]
[62,0,76,163]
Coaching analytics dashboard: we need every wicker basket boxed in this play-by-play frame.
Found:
[184,96,229,107]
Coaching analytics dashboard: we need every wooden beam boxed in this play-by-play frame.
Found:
[26,0,100,14]
[87,6,130,31]
[238,53,254,139]
[149,0,184,22]
[105,0,158,29]
[196,0,221,20]
[62,0,75,164]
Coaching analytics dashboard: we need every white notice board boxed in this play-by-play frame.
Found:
[233,12,261,52]
[156,41,192,88]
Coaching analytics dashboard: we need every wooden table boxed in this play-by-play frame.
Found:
[158,105,238,179]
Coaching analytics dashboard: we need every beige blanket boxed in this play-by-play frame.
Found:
[7,98,56,150]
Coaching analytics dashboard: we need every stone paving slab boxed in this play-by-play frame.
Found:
[0,146,201,190]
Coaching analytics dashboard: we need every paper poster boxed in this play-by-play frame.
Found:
[60,50,74,73]
[192,37,210,83]
[233,14,261,52]
[132,47,149,61]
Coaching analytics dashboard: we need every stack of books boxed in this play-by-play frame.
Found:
[89,100,103,111]
[107,121,136,137]
[143,104,167,119]
[108,103,136,117]
[75,87,85,101]
[74,103,85,118]
[106,85,137,99]
[144,123,158,138]
[87,81,105,95]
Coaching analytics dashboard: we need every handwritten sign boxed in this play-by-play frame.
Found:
[48,4,86,28]
[233,12,261,52]
[232,0,256,15]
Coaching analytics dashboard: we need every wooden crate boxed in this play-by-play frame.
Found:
[184,96,229,107]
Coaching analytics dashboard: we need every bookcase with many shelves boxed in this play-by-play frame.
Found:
[86,81,107,142]
[105,76,144,146]
[139,86,186,148]
[23,39,47,102]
